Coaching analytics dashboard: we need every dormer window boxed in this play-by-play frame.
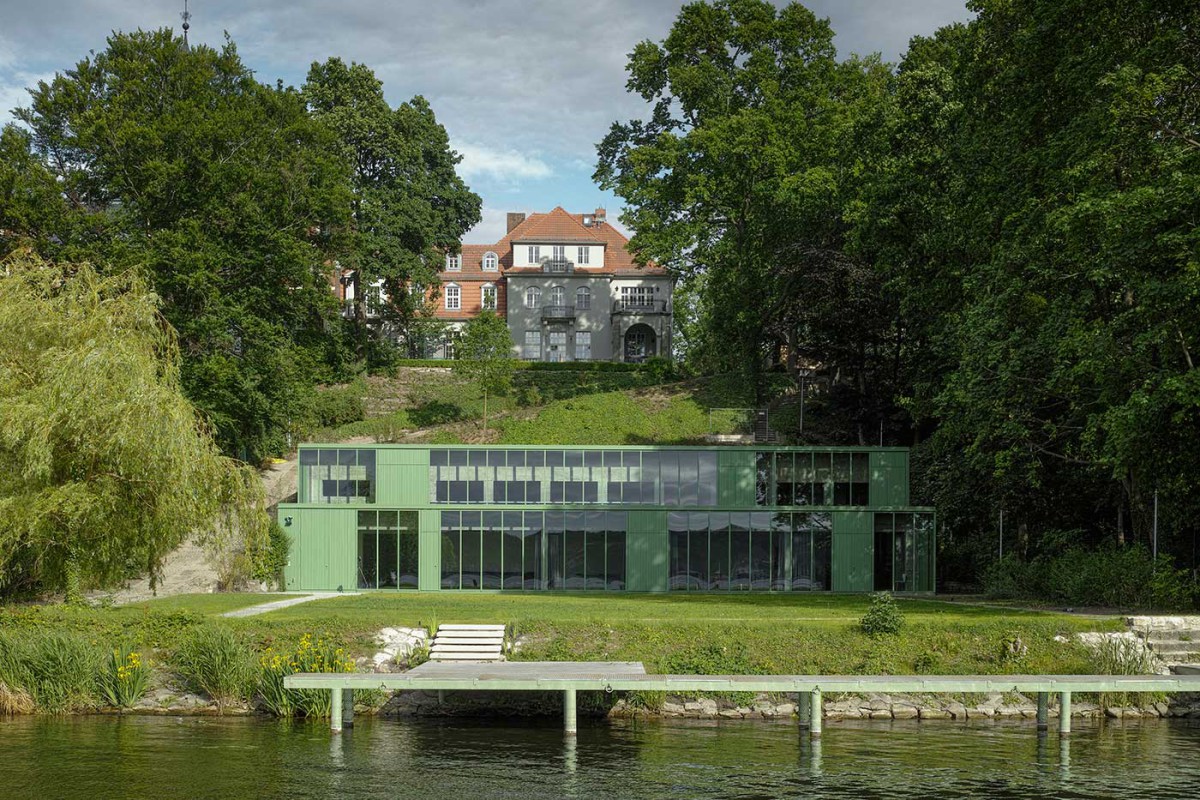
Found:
[527,245,540,264]
[483,252,498,271]
[446,254,461,271]
[552,245,565,261]
[577,246,589,265]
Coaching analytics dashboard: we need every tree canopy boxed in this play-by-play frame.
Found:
[453,311,516,432]
[0,254,268,597]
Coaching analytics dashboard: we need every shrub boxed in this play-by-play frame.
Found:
[3,632,102,713]
[309,381,366,428]
[252,519,292,588]
[173,626,255,709]
[98,644,150,709]
[861,592,904,637]
[641,356,675,382]
[258,634,355,718]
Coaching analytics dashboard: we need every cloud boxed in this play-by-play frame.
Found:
[454,142,553,182]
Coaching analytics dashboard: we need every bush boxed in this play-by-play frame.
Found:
[309,381,366,428]
[982,545,1194,610]
[173,626,255,708]
[252,520,292,588]
[258,634,355,718]
[98,644,150,709]
[641,356,675,382]
[861,592,904,637]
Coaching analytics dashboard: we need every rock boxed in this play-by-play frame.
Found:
[891,705,919,720]
[919,708,952,720]
[947,702,967,720]
[683,701,705,712]
[697,698,719,715]
[718,709,743,719]
[1105,707,1123,718]
[869,709,893,720]
[775,703,796,717]
[662,702,685,715]
[868,695,892,711]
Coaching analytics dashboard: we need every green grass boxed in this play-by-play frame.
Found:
[116,593,291,615]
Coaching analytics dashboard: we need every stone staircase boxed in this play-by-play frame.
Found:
[1127,617,1200,667]
[429,624,507,662]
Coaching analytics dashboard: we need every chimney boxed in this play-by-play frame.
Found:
[593,207,606,225]
[506,212,526,233]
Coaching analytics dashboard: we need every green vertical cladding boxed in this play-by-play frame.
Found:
[869,451,909,507]
[418,509,441,591]
[626,509,668,592]
[280,505,357,592]
[377,448,429,507]
[832,511,874,592]
[717,450,756,507]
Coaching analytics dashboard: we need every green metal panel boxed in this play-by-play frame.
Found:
[831,511,874,592]
[376,464,427,506]
[717,449,756,507]
[281,506,357,591]
[378,448,429,466]
[626,510,667,592]
[869,451,909,507]
[418,509,441,591]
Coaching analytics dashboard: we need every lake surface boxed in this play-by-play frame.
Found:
[2,714,1199,799]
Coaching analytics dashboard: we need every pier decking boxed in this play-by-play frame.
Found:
[284,662,1200,736]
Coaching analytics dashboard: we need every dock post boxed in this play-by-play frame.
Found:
[809,689,823,737]
[341,689,354,729]
[798,691,811,729]
[1058,691,1071,736]
[564,689,577,737]
[331,687,343,733]
[1036,692,1048,730]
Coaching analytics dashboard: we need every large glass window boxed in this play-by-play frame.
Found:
[439,510,625,590]
[357,510,418,589]
[757,451,871,508]
[670,511,831,592]
[300,448,376,504]
[429,449,717,507]
[873,512,935,592]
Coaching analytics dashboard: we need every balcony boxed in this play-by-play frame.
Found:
[613,299,670,314]
[541,304,576,320]
[540,258,575,274]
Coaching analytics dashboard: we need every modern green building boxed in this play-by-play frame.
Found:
[278,445,935,594]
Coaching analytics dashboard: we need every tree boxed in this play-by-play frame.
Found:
[303,58,481,364]
[596,0,894,420]
[452,312,515,432]
[0,254,268,598]
[6,29,353,460]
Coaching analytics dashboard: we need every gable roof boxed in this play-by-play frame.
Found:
[510,206,603,244]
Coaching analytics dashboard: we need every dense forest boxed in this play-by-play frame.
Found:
[597,0,1200,592]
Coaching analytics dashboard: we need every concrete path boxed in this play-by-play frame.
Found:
[221,591,358,618]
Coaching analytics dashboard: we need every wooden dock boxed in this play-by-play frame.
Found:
[284,662,1200,736]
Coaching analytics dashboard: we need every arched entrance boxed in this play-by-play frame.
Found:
[623,324,657,363]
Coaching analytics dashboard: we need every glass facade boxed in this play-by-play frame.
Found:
[873,512,936,593]
[299,448,376,504]
[668,511,831,591]
[755,451,870,507]
[429,449,718,507]
[357,510,418,589]
[440,510,626,590]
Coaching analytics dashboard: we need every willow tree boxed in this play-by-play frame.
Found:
[0,254,268,598]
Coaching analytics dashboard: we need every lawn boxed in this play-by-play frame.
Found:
[115,593,292,615]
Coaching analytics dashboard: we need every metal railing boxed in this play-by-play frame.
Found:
[541,258,574,274]
[614,299,670,313]
[541,304,575,319]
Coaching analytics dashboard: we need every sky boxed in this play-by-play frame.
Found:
[0,0,974,243]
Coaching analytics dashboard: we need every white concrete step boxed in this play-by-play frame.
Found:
[429,637,504,645]
[431,644,504,653]
[429,652,506,661]
[438,624,506,631]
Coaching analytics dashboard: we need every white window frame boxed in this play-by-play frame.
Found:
[523,330,541,360]
[575,330,591,361]
[548,330,568,363]
[446,254,461,271]
[483,251,498,271]
[524,286,541,309]
[621,286,655,308]
[552,245,566,261]
[577,246,590,265]
[481,283,497,311]
[549,285,566,307]
[575,286,590,310]
[528,245,540,264]
[444,282,461,311]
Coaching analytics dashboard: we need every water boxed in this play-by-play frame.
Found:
[2,715,1199,799]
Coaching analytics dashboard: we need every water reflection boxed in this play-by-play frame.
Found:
[0,715,1197,799]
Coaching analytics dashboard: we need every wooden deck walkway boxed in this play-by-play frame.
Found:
[284,662,1200,736]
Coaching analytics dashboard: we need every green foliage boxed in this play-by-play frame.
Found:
[252,521,293,588]
[860,592,905,637]
[452,312,516,431]
[0,631,101,713]
[307,381,367,429]
[98,645,150,709]
[172,626,255,709]
[257,634,355,718]
[983,547,1193,610]
[303,57,481,366]
[0,255,268,596]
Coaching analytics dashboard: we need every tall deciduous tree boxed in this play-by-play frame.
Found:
[6,29,352,460]
[303,58,481,362]
[0,254,268,597]
[453,312,515,432]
